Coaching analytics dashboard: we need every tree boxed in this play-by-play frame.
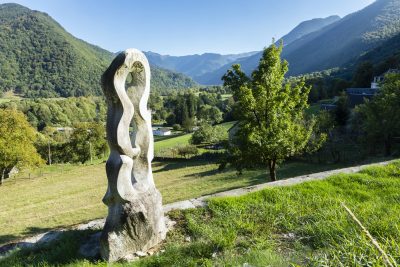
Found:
[68,122,107,164]
[0,109,44,185]
[190,124,226,145]
[356,73,400,156]
[305,111,332,155]
[334,93,350,127]
[352,61,374,88]
[197,105,223,124]
[182,117,195,133]
[222,44,314,181]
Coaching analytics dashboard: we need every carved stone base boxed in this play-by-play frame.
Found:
[100,187,166,262]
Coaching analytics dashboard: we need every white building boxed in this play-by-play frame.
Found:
[371,69,400,89]
[153,128,172,136]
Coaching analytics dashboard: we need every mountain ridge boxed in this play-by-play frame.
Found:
[280,0,400,75]
[144,50,258,83]
[0,3,197,97]
[195,15,343,84]
[194,0,400,84]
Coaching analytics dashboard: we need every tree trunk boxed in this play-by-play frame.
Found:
[384,138,392,157]
[268,159,277,182]
[0,169,4,186]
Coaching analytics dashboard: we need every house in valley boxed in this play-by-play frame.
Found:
[346,69,400,108]
[153,127,172,136]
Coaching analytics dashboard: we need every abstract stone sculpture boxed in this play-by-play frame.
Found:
[100,49,166,262]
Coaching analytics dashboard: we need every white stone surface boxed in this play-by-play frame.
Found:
[100,49,166,262]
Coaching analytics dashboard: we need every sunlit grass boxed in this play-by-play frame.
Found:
[0,157,355,245]
[2,161,398,266]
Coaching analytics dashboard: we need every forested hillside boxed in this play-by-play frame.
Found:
[0,97,106,130]
[195,0,400,84]
[281,0,400,75]
[350,31,400,74]
[0,3,196,97]
[195,15,341,84]
[279,15,341,47]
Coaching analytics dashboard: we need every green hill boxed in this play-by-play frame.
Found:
[350,30,400,74]
[0,3,197,98]
[198,0,400,84]
[281,0,400,75]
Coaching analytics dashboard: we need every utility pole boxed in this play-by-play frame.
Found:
[89,141,93,164]
[48,140,52,165]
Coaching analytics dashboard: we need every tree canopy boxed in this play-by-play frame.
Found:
[0,3,197,98]
[222,44,314,181]
[0,109,44,184]
[355,73,400,156]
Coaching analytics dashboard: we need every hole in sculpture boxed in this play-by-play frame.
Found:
[125,62,146,149]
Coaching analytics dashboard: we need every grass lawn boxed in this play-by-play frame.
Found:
[154,133,193,152]
[154,121,236,153]
[0,157,362,246]
[1,161,399,266]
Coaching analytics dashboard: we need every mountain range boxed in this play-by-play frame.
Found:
[147,0,400,85]
[145,15,341,84]
[1,0,400,96]
[144,51,258,82]
[0,3,197,98]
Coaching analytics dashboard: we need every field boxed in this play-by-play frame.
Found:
[1,160,399,266]
[154,121,235,153]
[0,157,359,246]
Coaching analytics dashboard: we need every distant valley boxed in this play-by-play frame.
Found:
[147,0,400,85]
[1,0,400,93]
[145,15,341,84]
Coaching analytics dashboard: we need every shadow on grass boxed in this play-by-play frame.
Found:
[0,229,99,266]
[22,226,55,236]
[178,157,397,195]
[0,235,21,247]
[154,133,186,142]
[0,226,78,248]
[153,160,212,173]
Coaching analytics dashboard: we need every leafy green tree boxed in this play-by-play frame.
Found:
[197,105,223,124]
[68,122,107,164]
[190,124,226,145]
[356,73,400,156]
[305,110,334,162]
[334,93,350,127]
[0,109,44,185]
[182,117,195,133]
[222,44,313,181]
[352,61,374,88]
[0,97,107,130]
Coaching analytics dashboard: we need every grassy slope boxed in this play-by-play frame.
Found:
[154,121,236,152]
[1,161,399,266]
[0,158,354,245]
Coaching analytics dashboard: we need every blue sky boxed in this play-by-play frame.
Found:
[1,0,375,55]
